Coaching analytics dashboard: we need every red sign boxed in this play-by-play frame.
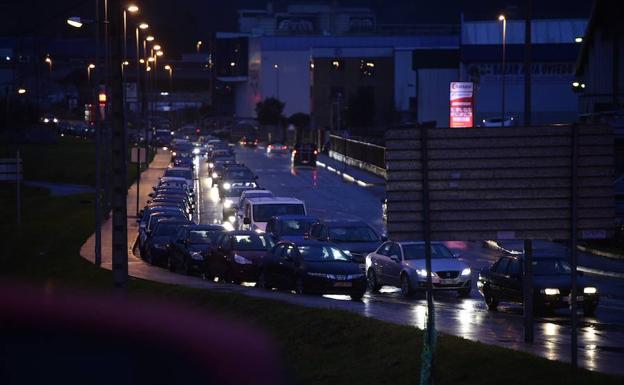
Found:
[450,82,474,128]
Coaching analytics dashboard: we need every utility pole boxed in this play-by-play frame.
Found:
[109,0,129,290]
[524,0,532,126]
[94,0,102,266]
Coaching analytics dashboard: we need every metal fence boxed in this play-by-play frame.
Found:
[329,135,386,171]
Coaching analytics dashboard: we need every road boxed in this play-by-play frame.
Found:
[190,145,624,375]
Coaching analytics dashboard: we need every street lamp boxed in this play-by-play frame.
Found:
[196,40,202,53]
[87,63,96,83]
[17,88,27,95]
[44,54,52,73]
[146,35,154,42]
[164,64,173,90]
[156,50,163,57]
[153,44,162,51]
[498,14,507,127]
[66,16,87,28]
[274,64,280,100]
[123,5,140,62]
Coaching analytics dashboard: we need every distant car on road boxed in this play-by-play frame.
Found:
[168,224,225,275]
[163,167,194,190]
[218,166,258,198]
[366,241,472,298]
[308,220,384,266]
[477,254,599,315]
[257,240,367,300]
[291,143,317,167]
[144,218,190,266]
[240,197,306,232]
[265,215,319,242]
[206,231,275,283]
[266,142,288,154]
[240,136,258,147]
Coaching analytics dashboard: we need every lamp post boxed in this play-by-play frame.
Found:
[123,5,139,63]
[499,14,507,127]
[164,64,173,90]
[44,55,52,74]
[87,63,96,83]
[274,64,280,100]
[196,40,202,53]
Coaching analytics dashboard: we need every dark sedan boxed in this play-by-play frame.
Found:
[257,240,367,301]
[168,224,225,275]
[206,231,275,283]
[477,255,600,315]
[143,219,190,266]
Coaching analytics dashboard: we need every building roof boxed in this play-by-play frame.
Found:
[462,19,587,45]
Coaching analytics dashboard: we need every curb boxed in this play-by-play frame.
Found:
[483,240,624,280]
[316,160,384,187]
[577,245,624,261]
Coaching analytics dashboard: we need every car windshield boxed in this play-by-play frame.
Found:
[402,244,455,260]
[328,226,378,242]
[225,169,254,179]
[280,219,314,235]
[297,245,350,262]
[532,259,572,275]
[164,169,192,180]
[188,230,221,244]
[253,204,305,222]
[154,223,184,236]
[233,235,274,250]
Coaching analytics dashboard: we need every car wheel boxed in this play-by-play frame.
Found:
[367,269,381,293]
[457,288,471,297]
[257,270,271,290]
[484,290,499,311]
[295,277,307,295]
[583,303,597,317]
[400,274,414,298]
[350,291,365,301]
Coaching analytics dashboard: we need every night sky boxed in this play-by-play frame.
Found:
[0,0,593,57]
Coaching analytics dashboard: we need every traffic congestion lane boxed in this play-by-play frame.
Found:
[192,145,624,375]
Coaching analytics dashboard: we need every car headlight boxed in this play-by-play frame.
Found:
[583,287,597,294]
[190,251,203,261]
[172,151,177,156]
[416,269,428,277]
[234,254,252,265]
[344,250,352,256]
[224,200,233,208]
[208,162,214,168]
[193,148,200,154]
[542,288,560,296]
[461,268,471,276]
[223,182,231,190]
[212,172,218,179]
[254,228,264,234]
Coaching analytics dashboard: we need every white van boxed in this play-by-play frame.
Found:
[241,197,306,232]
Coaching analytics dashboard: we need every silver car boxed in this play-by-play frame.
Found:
[366,241,472,297]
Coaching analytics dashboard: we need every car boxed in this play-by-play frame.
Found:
[257,240,367,300]
[240,197,306,232]
[173,156,194,169]
[219,166,258,198]
[240,136,258,147]
[143,218,191,266]
[291,143,317,167]
[137,207,186,251]
[266,142,288,154]
[308,220,384,266]
[265,215,319,242]
[366,241,472,298]
[168,224,226,275]
[477,254,599,315]
[233,189,274,226]
[171,142,194,159]
[206,231,275,283]
[221,185,258,221]
[147,196,193,217]
[163,167,194,190]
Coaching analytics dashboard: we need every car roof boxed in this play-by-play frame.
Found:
[277,239,331,247]
[317,219,371,227]
[246,197,304,204]
[226,230,267,236]
[272,215,317,221]
[242,190,272,197]
[185,224,225,231]
[394,241,446,246]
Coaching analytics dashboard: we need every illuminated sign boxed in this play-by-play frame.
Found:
[450,82,474,128]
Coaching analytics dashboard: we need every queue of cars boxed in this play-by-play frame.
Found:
[138,134,600,313]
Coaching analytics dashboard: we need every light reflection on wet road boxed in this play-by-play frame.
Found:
[191,146,624,375]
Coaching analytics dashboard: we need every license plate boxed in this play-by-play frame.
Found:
[334,282,352,287]
[564,295,584,302]
[440,279,456,285]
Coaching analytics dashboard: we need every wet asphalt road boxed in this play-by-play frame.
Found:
[192,145,624,375]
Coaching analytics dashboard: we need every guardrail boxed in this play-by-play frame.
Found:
[329,135,386,178]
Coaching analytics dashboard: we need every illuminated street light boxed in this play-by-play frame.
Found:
[147,57,155,62]
[139,58,145,64]
[153,44,162,51]
[575,37,583,43]
[66,17,84,28]
[139,23,149,30]
[498,14,507,127]
[122,60,129,66]
[156,50,163,57]
[127,4,139,13]
[196,40,202,53]
[146,35,154,42]
[230,61,236,67]
[572,81,580,88]
[146,66,151,72]
[17,88,27,94]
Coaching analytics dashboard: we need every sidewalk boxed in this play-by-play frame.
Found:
[80,149,171,269]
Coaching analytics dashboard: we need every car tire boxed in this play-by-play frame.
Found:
[295,277,307,295]
[400,274,414,298]
[350,291,365,301]
[484,290,499,311]
[257,270,271,290]
[367,269,381,293]
[457,288,471,298]
[583,303,597,317]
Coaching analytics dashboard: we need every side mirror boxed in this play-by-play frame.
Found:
[390,255,400,263]
[380,235,388,242]
[148,193,155,198]
[243,218,251,225]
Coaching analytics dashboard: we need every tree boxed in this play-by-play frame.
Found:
[255,97,284,125]
[287,112,310,128]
